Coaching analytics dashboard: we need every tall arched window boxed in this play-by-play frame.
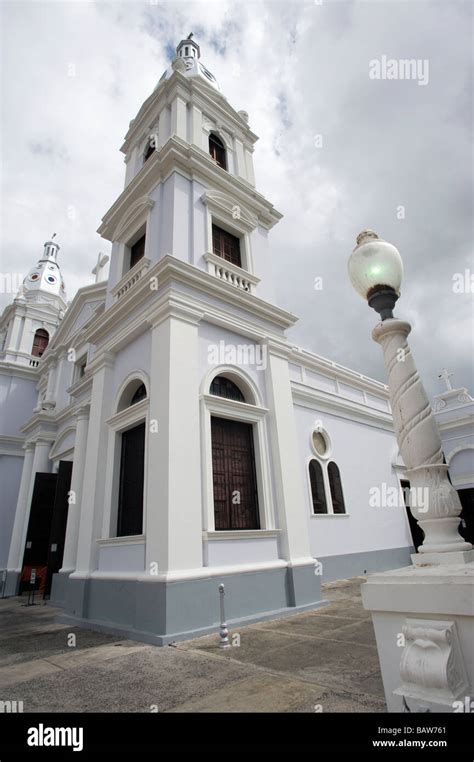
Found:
[31,328,49,358]
[209,374,259,530]
[116,379,147,537]
[309,460,327,514]
[328,461,346,514]
[209,133,227,170]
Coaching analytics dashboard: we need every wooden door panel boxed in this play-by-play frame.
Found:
[211,417,259,531]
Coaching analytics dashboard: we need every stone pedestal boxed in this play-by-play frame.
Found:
[362,563,474,712]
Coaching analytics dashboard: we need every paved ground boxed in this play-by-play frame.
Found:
[0,577,386,713]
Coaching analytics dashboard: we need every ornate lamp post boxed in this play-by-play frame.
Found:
[348,230,472,564]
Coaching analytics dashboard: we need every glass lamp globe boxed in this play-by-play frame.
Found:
[348,231,404,320]
[348,230,403,300]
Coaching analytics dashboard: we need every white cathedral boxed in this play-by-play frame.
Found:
[1,37,472,644]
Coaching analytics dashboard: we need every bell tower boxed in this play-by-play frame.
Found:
[99,35,282,310]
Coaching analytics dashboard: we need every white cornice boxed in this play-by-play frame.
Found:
[85,256,297,349]
[121,71,258,155]
[0,362,39,380]
[98,137,281,240]
[291,381,394,432]
[289,346,389,397]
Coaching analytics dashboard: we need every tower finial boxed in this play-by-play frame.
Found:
[187,32,193,39]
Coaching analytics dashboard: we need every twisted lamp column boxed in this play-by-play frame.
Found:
[373,318,472,556]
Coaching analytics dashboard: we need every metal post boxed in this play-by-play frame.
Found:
[218,583,230,649]
[27,568,36,606]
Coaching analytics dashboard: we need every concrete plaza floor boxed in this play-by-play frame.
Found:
[0,577,386,713]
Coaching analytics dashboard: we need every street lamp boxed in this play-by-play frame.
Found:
[348,230,472,564]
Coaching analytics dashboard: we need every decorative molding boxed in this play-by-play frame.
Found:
[114,370,150,415]
[446,443,474,466]
[96,535,145,547]
[204,529,281,541]
[201,189,258,231]
[106,398,148,433]
[112,196,155,243]
[49,426,76,460]
[394,618,469,708]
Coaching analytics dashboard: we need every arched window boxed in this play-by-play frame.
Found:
[143,140,155,163]
[31,328,49,358]
[309,460,327,514]
[328,462,346,514]
[117,422,145,537]
[209,133,227,170]
[210,375,245,402]
[130,383,147,405]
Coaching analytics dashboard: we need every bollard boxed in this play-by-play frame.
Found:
[218,583,230,649]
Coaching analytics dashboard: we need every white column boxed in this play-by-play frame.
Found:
[171,96,187,141]
[43,357,57,409]
[8,438,52,572]
[191,104,202,148]
[145,309,203,574]
[60,404,90,573]
[234,139,246,180]
[6,314,23,353]
[264,343,313,563]
[6,442,35,572]
[18,317,33,354]
[74,353,114,574]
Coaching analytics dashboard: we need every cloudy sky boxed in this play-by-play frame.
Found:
[1,0,472,398]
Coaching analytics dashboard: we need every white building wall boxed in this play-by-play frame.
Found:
[294,406,413,566]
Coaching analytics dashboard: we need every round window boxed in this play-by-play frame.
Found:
[312,431,327,456]
[30,273,40,281]
[46,275,56,284]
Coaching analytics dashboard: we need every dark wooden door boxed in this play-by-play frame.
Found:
[117,422,145,537]
[44,460,73,597]
[211,416,259,530]
[21,473,57,593]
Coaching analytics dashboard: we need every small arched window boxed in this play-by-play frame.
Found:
[328,462,346,514]
[130,383,147,405]
[209,133,227,170]
[31,328,49,358]
[143,140,155,163]
[210,375,245,402]
[309,460,327,514]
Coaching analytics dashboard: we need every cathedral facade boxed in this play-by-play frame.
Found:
[1,38,419,643]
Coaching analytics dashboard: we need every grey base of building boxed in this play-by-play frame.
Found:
[2,570,21,598]
[318,545,413,582]
[53,563,324,646]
